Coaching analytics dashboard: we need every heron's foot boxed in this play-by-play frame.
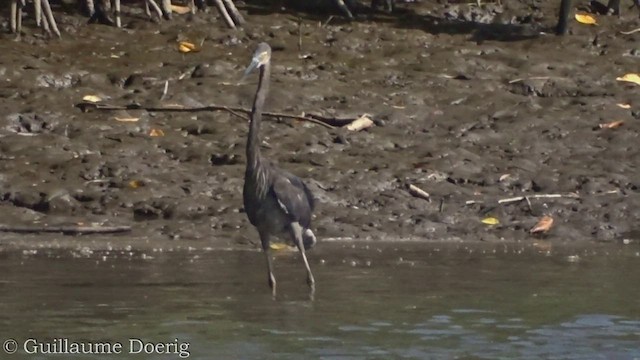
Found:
[268,273,276,291]
[306,272,315,287]
[308,283,316,301]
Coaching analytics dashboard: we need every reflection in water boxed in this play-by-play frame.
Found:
[0,243,638,359]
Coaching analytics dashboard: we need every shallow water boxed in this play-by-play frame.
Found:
[1,242,639,359]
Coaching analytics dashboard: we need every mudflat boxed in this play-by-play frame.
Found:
[0,1,638,251]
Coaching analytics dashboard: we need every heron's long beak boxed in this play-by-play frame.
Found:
[244,57,260,77]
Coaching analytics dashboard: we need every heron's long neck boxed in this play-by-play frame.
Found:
[246,63,270,174]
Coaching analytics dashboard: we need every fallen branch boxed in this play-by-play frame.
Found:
[75,101,349,129]
[0,224,132,235]
[465,192,580,205]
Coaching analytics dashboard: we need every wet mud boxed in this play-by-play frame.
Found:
[0,0,639,250]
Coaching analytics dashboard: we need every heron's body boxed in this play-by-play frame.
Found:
[241,43,317,296]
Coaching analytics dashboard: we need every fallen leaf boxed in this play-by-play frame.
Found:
[149,128,165,137]
[114,117,140,122]
[598,120,624,129]
[346,115,374,131]
[128,180,144,189]
[269,242,290,251]
[178,41,200,53]
[82,95,102,103]
[575,13,597,25]
[481,217,500,225]
[530,215,554,234]
[616,103,631,109]
[171,4,191,14]
[616,73,640,85]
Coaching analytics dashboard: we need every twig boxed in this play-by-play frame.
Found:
[297,17,303,52]
[620,27,640,35]
[0,224,132,235]
[160,80,169,101]
[76,102,342,129]
[407,184,431,202]
[497,193,579,204]
[508,76,552,84]
[322,15,335,28]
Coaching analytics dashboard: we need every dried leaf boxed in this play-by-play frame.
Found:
[481,217,500,225]
[128,180,144,189]
[575,13,597,25]
[178,41,200,53]
[616,73,640,86]
[82,95,102,103]
[346,115,374,131]
[149,128,165,137]
[598,120,624,129]
[269,242,289,251]
[114,117,139,122]
[530,215,554,234]
[616,103,631,109]
[171,4,191,14]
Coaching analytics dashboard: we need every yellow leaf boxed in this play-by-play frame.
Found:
[575,13,597,25]
[530,215,554,234]
[171,4,191,14]
[82,95,102,103]
[598,120,624,129]
[481,217,500,225]
[616,73,640,86]
[269,242,289,251]
[149,128,165,137]
[616,103,631,109]
[128,180,144,189]
[178,41,200,53]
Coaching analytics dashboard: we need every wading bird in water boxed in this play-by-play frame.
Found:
[241,43,317,297]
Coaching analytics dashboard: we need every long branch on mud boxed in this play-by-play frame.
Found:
[0,224,132,235]
[75,102,352,129]
[465,193,581,206]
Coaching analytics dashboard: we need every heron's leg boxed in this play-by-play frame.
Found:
[259,231,276,297]
[290,222,315,288]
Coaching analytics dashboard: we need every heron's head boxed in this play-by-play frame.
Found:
[244,42,272,76]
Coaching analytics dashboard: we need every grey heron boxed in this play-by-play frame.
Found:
[241,42,317,296]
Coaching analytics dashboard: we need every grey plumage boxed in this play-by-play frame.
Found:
[241,43,317,296]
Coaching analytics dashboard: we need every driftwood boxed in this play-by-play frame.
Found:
[75,101,357,129]
[0,224,131,235]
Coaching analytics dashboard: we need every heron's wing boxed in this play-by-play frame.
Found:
[271,172,315,227]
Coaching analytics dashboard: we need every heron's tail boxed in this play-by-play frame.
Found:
[302,229,316,250]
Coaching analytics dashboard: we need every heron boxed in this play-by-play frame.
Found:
[241,43,317,296]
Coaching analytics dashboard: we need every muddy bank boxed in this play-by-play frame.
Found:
[0,1,639,251]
